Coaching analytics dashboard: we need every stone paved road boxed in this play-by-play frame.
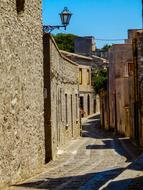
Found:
[8,114,142,190]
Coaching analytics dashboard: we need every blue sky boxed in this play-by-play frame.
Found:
[42,0,142,48]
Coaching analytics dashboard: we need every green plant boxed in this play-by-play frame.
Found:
[53,33,78,52]
[101,44,111,51]
[93,68,108,95]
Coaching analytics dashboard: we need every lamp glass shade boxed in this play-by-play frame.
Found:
[60,7,72,26]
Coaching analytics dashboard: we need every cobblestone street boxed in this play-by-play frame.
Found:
[8,114,142,190]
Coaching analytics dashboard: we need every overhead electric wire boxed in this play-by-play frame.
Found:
[95,39,125,41]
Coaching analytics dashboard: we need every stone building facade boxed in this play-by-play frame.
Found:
[43,34,80,161]
[100,29,143,148]
[108,44,133,135]
[0,1,45,189]
[74,36,96,56]
[61,50,100,117]
[61,50,93,67]
[100,87,109,130]
[78,64,98,117]
[130,30,143,146]
[125,29,141,44]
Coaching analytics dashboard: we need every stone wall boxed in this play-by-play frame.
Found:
[60,50,93,67]
[132,31,143,146]
[109,44,133,135]
[0,1,44,189]
[74,36,96,56]
[108,47,116,129]
[78,65,98,117]
[125,29,141,44]
[43,34,80,160]
[61,50,100,117]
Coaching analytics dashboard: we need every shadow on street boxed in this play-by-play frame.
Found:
[12,168,125,190]
[82,114,141,163]
[10,114,143,190]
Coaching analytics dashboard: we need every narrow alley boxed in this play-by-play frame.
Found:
[8,114,142,190]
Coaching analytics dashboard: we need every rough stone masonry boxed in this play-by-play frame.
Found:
[43,34,80,161]
[0,1,45,189]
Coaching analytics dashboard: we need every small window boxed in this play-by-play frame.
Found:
[79,68,82,85]
[124,63,129,77]
[128,62,133,76]
[65,94,68,125]
[60,89,62,121]
[16,0,25,14]
[75,94,78,119]
[87,69,90,85]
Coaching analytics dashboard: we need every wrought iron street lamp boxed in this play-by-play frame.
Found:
[43,7,72,33]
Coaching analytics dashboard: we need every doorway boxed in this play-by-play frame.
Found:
[71,95,74,137]
[87,94,90,115]
[80,96,84,117]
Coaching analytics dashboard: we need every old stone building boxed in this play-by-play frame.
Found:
[74,36,96,56]
[0,2,80,189]
[100,89,109,130]
[78,64,98,117]
[100,28,143,150]
[108,44,133,135]
[125,29,141,44]
[61,50,100,117]
[0,0,45,189]
[43,34,80,161]
[130,30,143,146]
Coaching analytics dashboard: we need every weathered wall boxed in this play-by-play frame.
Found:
[78,65,97,116]
[43,34,80,160]
[61,51,100,117]
[108,47,116,129]
[61,50,108,69]
[74,36,96,56]
[0,1,44,189]
[132,31,143,146]
[125,29,141,44]
[100,90,109,130]
[136,31,143,146]
[60,50,93,67]
[109,44,132,135]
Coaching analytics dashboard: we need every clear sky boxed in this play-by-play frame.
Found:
[42,0,142,48]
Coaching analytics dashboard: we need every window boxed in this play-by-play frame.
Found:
[65,94,68,125]
[87,69,90,85]
[87,95,90,115]
[75,94,78,119]
[124,63,129,77]
[94,99,96,113]
[79,68,82,85]
[128,62,133,76]
[80,96,84,117]
[60,89,62,121]
[16,0,25,14]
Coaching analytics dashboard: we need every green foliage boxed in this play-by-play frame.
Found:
[101,44,111,51]
[93,68,108,95]
[53,33,78,52]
